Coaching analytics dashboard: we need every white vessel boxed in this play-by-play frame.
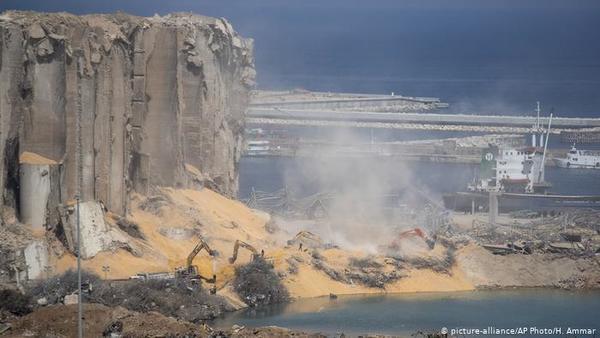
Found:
[468,145,551,193]
[468,104,553,194]
[554,146,600,169]
[246,140,270,155]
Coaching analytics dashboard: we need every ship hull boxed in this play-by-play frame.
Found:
[554,158,600,169]
[443,191,600,212]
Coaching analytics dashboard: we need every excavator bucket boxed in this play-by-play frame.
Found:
[228,240,263,264]
[426,238,436,250]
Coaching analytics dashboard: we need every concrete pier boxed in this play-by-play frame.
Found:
[247,108,600,130]
[247,90,600,132]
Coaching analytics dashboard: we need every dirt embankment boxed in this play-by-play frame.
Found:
[2,186,599,337]
[5,303,326,338]
[456,243,600,289]
[49,187,476,303]
[5,304,203,338]
[45,187,600,305]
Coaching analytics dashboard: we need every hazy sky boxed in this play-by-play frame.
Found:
[2,0,600,18]
[2,1,599,114]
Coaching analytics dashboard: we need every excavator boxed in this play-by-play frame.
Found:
[389,228,436,250]
[228,240,264,264]
[175,237,217,294]
[287,230,323,250]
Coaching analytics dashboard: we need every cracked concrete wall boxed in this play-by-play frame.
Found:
[0,11,254,224]
[0,22,25,211]
[24,240,49,280]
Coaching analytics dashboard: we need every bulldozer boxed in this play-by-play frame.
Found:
[175,237,217,294]
[228,240,264,264]
[389,228,436,250]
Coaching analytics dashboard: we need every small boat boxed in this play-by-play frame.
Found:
[554,145,600,169]
[246,140,271,156]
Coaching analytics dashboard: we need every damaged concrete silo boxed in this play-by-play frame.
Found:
[0,11,255,268]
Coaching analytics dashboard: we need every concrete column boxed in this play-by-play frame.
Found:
[19,156,60,229]
[489,192,499,225]
[24,241,49,280]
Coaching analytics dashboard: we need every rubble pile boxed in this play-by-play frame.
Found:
[285,256,300,275]
[6,303,208,338]
[536,209,600,233]
[113,216,144,240]
[6,302,328,338]
[0,289,32,316]
[465,210,600,256]
[0,225,30,285]
[554,275,590,289]
[311,254,404,288]
[138,195,173,216]
[233,257,289,307]
[27,270,230,322]
[398,248,456,275]
[311,257,348,283]
[93,279,229,322]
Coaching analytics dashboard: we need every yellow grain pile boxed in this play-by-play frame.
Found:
[53,187,474,300]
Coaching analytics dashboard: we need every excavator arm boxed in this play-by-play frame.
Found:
[176,238,217,293]
[228,240,264,264]
[186,240,215,271]
[394,228,436,250]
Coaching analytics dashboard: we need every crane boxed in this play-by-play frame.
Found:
[228,240,264,264]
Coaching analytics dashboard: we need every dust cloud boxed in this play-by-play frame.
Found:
[281,128,442,253]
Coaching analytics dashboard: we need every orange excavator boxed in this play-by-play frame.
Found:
[175,237,217,293]
[228,240,264,264]
[389,228,436,250]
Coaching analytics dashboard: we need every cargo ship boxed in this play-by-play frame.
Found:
[443,109,600,212]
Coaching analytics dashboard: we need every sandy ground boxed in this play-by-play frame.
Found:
[19,152,57,165]
[50,187,477,304]
[456,243,600,288]
[47,188,600,310]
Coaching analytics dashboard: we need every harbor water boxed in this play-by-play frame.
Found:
[213,289,600,337]
[239,156,600,200]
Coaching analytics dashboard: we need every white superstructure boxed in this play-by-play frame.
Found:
[469,103,553,194]
[554,146,600,169]
[469,146,549,193]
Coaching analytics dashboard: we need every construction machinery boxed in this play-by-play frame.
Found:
[287,230,323,250]
[389,228,436,250]
[175,237,217,293]
[228,240,264,264]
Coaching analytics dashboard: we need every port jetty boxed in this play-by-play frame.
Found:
[244,90,600,163]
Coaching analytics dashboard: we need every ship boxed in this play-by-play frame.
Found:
[554,145,600,169]
[443,104,600,212]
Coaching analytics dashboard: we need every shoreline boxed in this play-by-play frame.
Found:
[220,282,600,313]
[210,287,600,337]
